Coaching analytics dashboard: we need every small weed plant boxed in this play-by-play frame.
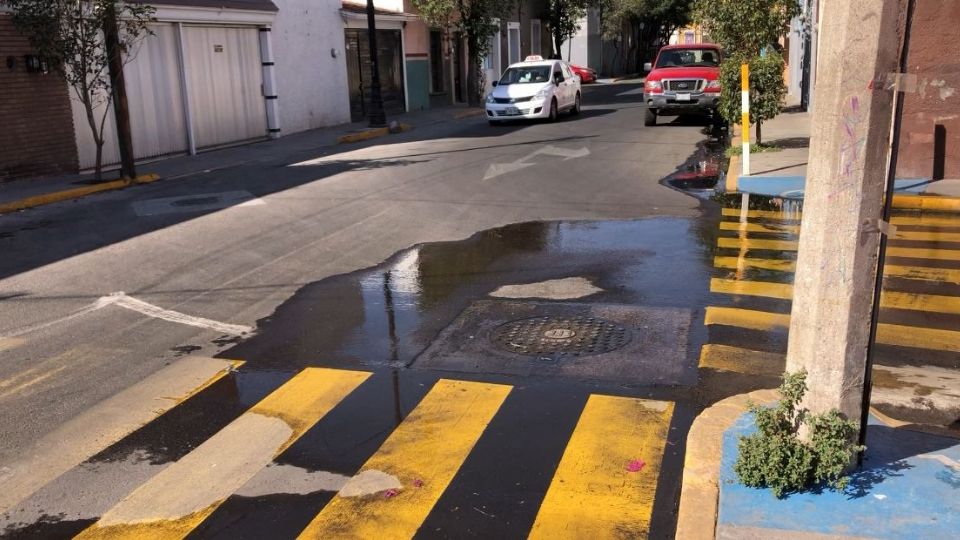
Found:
[734,371,865,498]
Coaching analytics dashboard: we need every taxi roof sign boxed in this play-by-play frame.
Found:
[524,55,544,62]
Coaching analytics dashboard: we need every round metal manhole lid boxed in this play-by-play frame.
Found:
[489,316,632,358]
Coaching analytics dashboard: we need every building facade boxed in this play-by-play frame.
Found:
[0,13,78,181]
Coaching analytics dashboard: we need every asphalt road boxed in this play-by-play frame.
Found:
[0,83,724,537]
[8,78,958,538]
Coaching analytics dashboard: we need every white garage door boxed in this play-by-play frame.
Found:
[73,23,189,169]
[182,26,266,149]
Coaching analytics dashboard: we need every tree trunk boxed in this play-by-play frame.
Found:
[467,35,481,107]
[103,3,136,179]
[756,119,762,146]
[553,29,564,60]
[94,141,104,182]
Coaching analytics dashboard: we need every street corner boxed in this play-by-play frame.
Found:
[675,389,779,540]
[336,123,411,144]
[716,411,960,540]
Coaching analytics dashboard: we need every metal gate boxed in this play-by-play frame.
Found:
[344,29,406,122]
[72,23,189,169]
[71,23,266,169]
[182,25,266,149]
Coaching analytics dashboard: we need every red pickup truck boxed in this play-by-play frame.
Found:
[643,44,723,126]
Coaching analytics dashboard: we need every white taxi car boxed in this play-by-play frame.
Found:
[485,56,582,125]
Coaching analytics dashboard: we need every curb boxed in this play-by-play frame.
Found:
[336,123,412,144]
[675,389,960,540]
[453,109,485,120]
[675,389,779,540]
[0,173,161,215]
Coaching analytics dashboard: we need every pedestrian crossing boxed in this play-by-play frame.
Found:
[702,203,960,384]
[2,363,676,539]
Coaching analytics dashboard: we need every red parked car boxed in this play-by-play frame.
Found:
[569,64,597,84]
[642,44,722,126]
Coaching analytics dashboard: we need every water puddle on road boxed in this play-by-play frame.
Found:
[221,218,719,378]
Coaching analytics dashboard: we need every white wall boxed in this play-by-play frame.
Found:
[272,0,351,133]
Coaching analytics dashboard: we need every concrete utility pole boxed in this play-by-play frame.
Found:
[784,0,902,432]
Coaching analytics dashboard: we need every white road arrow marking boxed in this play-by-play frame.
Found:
[483,145,590,180]
[483,162,536,180]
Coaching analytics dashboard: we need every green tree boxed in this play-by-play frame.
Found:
[600,0,692,73]
[717,50,786,143]
[4,0,155,180]
[694,0,800,142]
[546,0,591,60]
[412,0,516,106]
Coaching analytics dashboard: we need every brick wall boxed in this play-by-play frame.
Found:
[0,15,78,181]
[897,1,960,180]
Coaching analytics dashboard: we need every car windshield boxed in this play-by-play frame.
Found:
[499,66,551,85]
[654,48,720,68]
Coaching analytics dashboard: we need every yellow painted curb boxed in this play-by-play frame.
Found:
[0,173,161,215]
[453,108,485,120]
[336,123,411,144]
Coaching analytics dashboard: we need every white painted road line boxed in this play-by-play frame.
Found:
[0,293,253,340]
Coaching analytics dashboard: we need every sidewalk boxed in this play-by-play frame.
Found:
[725,105,960,208]
[0,105,484,213]
[677,390,960,540]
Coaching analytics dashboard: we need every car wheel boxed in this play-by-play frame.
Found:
[548,99,558,122]
[571,93,581,115]
[644,107,657,126]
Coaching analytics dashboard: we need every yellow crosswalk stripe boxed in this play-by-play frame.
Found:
[887,246,960,261]
[704,307,960,352]
[714,256,960,284]
[714,256,797,272]
[710,278,793,300]
[297,379,511,540]
[893,229,960,243]
[719,221,960,243]
[876,323,960,352]
[720,208,800,220]
[884,264,960,284]
[719,221,800,234]
[717,237,798,251]
[704,306,790,331]
[698,344,785,374]
[717,237,960,261]
[889,215,960,228]
[721,207,960,229]
[75,367,371,540]
[711,278,960,315]
[528,395,674,540]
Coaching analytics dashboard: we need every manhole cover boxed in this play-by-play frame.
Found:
[489,316,632,358]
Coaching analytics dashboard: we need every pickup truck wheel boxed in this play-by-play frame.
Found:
[644,108,657,126]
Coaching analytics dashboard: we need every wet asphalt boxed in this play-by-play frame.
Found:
[2,81,958,539]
